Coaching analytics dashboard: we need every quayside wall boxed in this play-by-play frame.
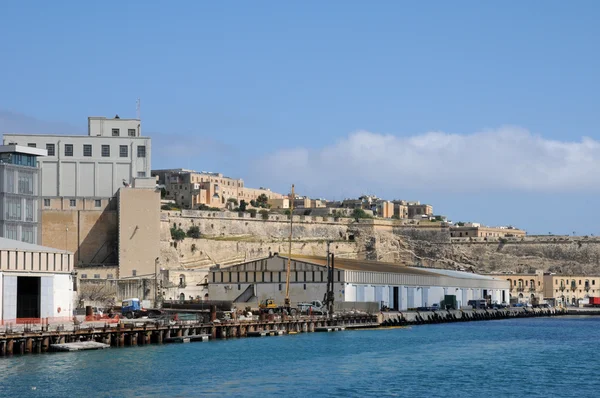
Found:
[0,308,567,357]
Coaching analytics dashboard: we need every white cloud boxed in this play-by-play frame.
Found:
[253,127,600,197]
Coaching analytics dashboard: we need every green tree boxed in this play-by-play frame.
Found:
[239,200,247,212]
[186,225,201,239]
[259,209,269,220]
[170,224,186,241]
[256,194,269,208]
[160,187,167,199]
[351,208,372,220]
[227,198,239,206]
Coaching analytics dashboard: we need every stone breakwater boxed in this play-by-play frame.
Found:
[380,307,566,326]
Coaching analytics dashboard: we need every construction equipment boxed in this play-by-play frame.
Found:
[284,184,295,311]
[322,241,335,316]
[258,185,298,316]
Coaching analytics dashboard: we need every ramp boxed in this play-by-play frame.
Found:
[234,284,256,303]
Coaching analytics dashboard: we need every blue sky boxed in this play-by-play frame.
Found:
[1,1,599,235]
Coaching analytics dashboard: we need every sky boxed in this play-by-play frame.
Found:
[1,1,599,235]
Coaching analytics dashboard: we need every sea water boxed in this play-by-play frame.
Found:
[1,316,598,397]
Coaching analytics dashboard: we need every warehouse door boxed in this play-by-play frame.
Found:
[393,287,399,311]
[17,276,41,319]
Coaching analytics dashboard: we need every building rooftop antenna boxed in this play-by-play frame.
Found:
[136,98,141,120]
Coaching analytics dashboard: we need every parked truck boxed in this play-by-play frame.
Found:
[121,298,162,319]
[588,297,600,307]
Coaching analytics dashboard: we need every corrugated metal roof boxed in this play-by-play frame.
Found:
[284,255,499,281]
[0,237,71,254]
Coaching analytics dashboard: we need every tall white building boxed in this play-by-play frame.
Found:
[3,115,152,198]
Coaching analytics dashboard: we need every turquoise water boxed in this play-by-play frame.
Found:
[1,316,599,397]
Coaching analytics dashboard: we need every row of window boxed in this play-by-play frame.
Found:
[30,143,146,158]
[112,128,136,137]
[43,198,102,208]
[555,279,595,286]
[80,274,113,279]
[212,270,341,283]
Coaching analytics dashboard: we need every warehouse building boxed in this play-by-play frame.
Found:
[207,255,510,310]
[0,237,74,323]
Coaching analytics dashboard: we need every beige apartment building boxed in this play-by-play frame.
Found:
[407,202,433,219]
[488,270,545,304]
[393,201,409,219]
[450,225,526,238]
[543,275,600,306]
[487,271,600,306]
[152,169,284,209]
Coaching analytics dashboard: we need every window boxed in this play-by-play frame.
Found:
[44,198,50,207]
[6,224,18,240]
[137,172,146,177]
[21,226,34,243]
[81,274,87,279]
[25,199,34,221]
[27,143,36,148]
[83,144,92,157]
[278,284,282,291]
[107,274,113,279]
[69,199,76,207]
[94,199,102,207]
[94,274,101,279]
[119,145,128,157]
[18,171,34,194]
[112,128,120,137]
[137,146,146,158]
[6,197,22,220]
[128,129,136,137]
[101,145,110,157]
[46,144,55,156]
[64,144,73,156]
[132,270,137,276]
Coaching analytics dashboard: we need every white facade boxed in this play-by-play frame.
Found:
[0,237,74,322]
[208,255,510,310]
[3,116,151,198]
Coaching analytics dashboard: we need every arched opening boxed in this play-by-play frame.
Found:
[179,293,185,302]
[179,274,186,288]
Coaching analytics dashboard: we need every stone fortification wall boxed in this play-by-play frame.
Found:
[159,212,361,269]
[159,211,600,276]
[164,210,355,241]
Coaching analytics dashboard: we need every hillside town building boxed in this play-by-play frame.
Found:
[450,225,526,238]
[152,169,284,209]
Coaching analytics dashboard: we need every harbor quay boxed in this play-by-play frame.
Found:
[0,307,565,357]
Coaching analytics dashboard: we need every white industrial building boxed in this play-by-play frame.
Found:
[208,255,510,310]
[3,115,152,199]
[0,237,74,323]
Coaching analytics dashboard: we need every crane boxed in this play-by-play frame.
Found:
[284,184,295,310]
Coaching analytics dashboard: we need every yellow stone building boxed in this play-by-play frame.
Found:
[487,270,600,306]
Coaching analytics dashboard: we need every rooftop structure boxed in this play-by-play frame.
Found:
[3,115,152,199]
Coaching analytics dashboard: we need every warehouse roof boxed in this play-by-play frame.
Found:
[283,255,499,281]
[0,237,71,254]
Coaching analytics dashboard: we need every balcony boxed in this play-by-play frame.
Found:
[517,286,525,292]
[559,286,566,292]
[570,285,577,292]
[529,287,536,293]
